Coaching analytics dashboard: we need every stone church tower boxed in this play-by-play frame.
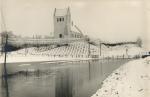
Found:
[53,7,71,38]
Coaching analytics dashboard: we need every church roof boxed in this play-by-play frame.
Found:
[54,8,68,16]
[71,25,79,33]
[71,25,83,35]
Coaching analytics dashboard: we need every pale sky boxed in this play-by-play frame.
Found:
[0,0,150,49]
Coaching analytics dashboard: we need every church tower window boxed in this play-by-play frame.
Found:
[62,18,64,21]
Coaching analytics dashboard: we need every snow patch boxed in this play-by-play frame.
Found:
[19,64,31,67]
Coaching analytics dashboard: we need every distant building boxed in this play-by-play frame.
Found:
[53,7,83,39]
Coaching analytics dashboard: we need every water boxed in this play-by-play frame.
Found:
[0,59,130,97]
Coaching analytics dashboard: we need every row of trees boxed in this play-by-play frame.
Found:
[98,37,143,47]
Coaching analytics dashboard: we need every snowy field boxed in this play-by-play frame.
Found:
[0,42,145,63]
[91,57,150,97]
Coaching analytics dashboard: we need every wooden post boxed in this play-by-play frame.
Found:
[3,34,9,97]
[88,42,90,58]
[4,34,8,77]
[99,41,101,57]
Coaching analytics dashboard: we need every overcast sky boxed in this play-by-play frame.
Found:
[0,0,150,49]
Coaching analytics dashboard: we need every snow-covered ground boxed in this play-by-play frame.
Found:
[0,42,145,63]
[0,56,92,63]
[91,57,150,97]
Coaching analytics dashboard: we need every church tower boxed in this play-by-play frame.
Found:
[53,7,71,38]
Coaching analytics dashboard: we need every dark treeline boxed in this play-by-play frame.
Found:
[1,44,21,52]
[102,42,136,47]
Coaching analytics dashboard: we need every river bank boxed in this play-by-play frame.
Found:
[0,56,93,63]
[91,57,150,97]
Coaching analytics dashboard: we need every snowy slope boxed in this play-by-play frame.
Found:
[0,42,145,63]
[91,57,150,97]
[8,42,144,57]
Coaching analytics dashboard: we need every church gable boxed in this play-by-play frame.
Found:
[54,9,67,16]
[54,8,70,16]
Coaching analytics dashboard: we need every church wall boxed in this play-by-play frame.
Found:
[54,16,67,38]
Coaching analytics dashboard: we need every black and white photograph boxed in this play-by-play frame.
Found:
[0,0,150,97]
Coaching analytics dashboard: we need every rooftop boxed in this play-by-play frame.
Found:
[54,8,69,16]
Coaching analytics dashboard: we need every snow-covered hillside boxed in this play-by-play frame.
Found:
[0,41,145,63]
[8,42,98,57]
[8,42,144,57]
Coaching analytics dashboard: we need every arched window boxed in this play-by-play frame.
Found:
[57,18,59,22]
[62,18,64,21]
[57,18,64,22]
[59,34,62,38]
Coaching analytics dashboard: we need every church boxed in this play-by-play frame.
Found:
[53,7,83,39]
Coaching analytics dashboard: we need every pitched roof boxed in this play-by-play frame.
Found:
[71,25,79,33]
[71,25,83,36]
[54,8,68,16]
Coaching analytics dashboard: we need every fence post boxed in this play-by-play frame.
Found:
[3,34,10,97]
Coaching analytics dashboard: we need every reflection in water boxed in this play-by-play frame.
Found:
[1,67,10,97]
[55,69,73,97]
[88,61,91,80]
[0,59,130,97]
